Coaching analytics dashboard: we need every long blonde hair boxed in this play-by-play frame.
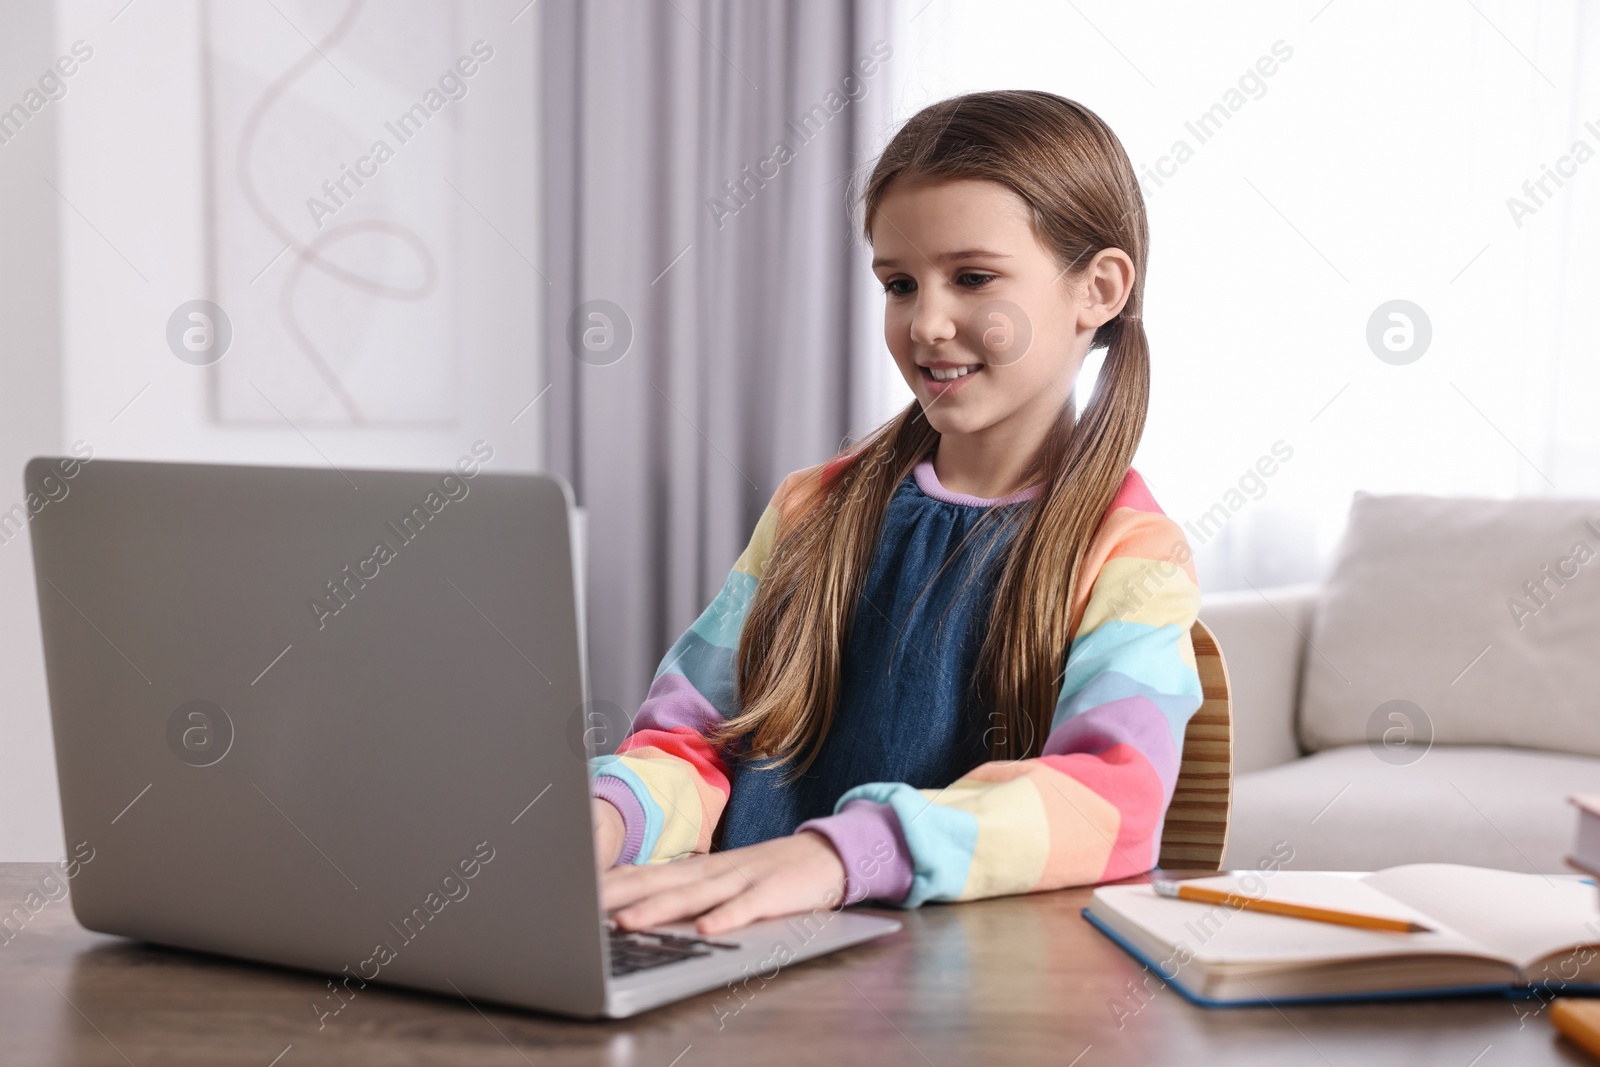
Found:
[715,90,1151,777]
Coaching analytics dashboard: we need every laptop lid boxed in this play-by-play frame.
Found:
[27,455,610,1017]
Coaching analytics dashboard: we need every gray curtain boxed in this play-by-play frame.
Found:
[542,0,896,713]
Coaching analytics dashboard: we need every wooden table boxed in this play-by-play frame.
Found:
[0,863,1591,1066]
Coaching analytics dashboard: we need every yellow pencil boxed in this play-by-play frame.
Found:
[1152,879,1432,933]
[1551,998,1600,1060]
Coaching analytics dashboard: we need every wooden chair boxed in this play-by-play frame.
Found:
[1156,617,1234,870]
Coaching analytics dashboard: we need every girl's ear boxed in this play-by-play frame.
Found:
[1071,247,1137,330]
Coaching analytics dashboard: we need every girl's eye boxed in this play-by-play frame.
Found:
[881,277,915,296]
[955,272,996,289]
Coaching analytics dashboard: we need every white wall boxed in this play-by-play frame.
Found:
[0,3,68,861]
[0,0,542,859]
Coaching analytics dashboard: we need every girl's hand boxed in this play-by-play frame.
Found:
[602,831,848,937]
[592,798,626,870]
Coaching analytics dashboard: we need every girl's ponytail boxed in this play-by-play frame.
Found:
[715,405,939,777]
[977,310,1149,760]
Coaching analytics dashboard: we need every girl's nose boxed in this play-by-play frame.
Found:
[908,291,958,347]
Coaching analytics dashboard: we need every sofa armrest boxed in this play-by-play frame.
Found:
[1198,582,1319,774]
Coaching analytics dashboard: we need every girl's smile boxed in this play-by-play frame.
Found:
[918,359,984,395]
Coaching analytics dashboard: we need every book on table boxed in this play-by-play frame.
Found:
[1083,863,1600,1007]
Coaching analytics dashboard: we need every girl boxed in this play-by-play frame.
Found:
[590,90,1202,937]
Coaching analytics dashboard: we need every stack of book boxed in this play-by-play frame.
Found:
[1568,794,1600,881]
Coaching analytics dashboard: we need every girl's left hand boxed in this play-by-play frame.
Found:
[602,831,848,937]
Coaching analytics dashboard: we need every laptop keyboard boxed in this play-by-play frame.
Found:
[607,927,740,977]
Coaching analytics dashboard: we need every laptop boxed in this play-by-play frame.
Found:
[25,454,899,1019]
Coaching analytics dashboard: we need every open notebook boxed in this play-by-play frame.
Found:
[1083,864,1600,1007]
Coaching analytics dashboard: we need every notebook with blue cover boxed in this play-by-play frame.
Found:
[1082,864,1600,1007]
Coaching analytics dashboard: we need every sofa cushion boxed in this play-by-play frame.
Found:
[1299,491,1600,756]
[1222,744,1600,872]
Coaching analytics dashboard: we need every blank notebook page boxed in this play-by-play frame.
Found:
[1363,863,1600,972]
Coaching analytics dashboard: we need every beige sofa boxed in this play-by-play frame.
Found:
[1199,491,1600,873]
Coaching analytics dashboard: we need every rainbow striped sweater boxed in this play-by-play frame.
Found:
[589,457,1203,907]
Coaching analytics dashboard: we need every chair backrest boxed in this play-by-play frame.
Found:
[1156,617,1234,870]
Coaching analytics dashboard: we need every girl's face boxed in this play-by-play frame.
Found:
[869,178,1128,444]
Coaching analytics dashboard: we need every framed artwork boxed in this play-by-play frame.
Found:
[202,0,467,425]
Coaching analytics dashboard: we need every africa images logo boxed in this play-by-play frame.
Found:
[308,441,494,630]
[312,840,496,1030]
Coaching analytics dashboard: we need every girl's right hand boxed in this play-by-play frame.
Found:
[592,797,625,870]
